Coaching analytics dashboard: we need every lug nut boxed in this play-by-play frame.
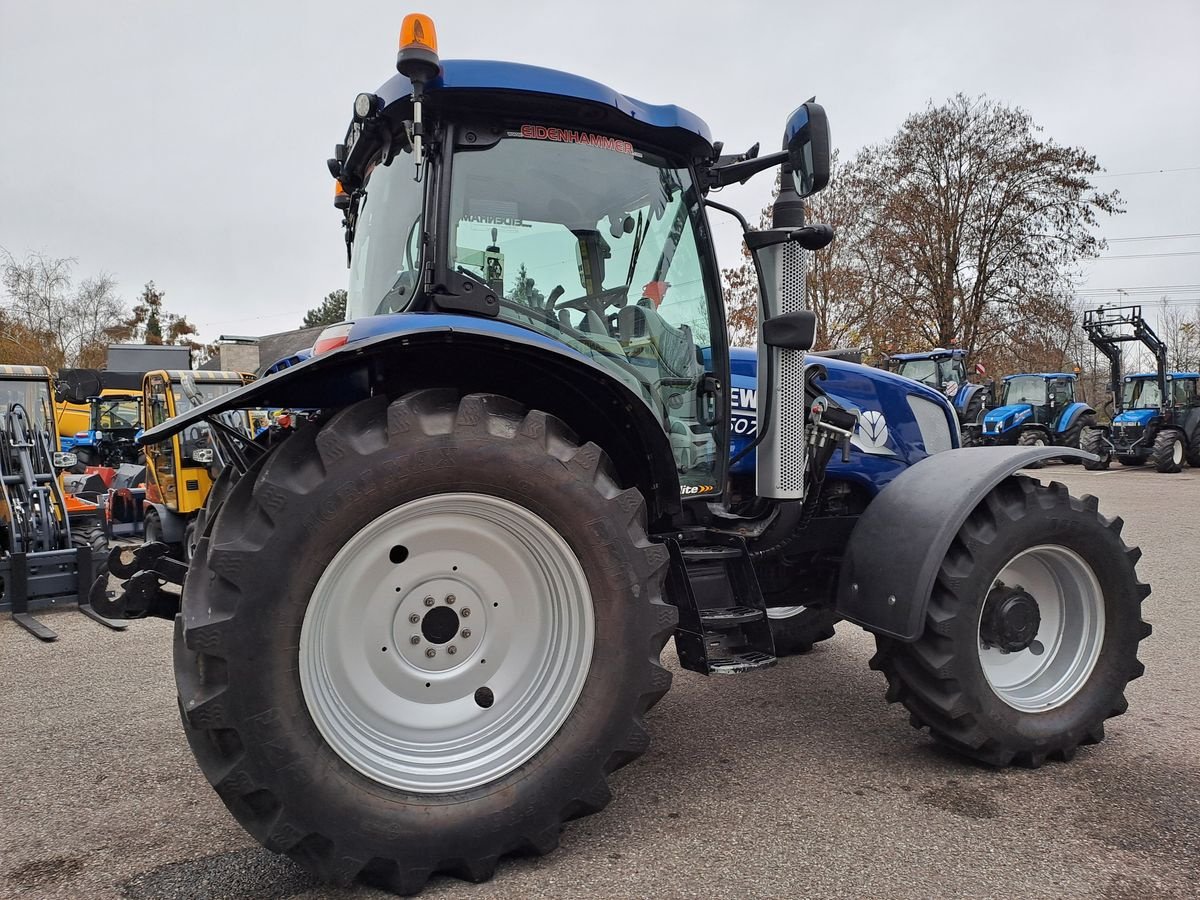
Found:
[461,629,471,639]
[425,648,436,658]
[424,596,435,607]
[447,645,457,655]
[408,613,420,624]
[461,608,471,618]
[446,594,456,605]
[410,635,421,645]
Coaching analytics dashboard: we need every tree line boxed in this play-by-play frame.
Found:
[0,250,205,369]
[724,93,1126,397]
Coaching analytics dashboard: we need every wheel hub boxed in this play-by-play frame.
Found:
[391,579,485,673]
[980,584,1041,653]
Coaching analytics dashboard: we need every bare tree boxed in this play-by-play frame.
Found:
[852,94,1121,360]
[1,250,127,368]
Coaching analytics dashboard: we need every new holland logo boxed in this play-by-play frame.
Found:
[850,409,897,457]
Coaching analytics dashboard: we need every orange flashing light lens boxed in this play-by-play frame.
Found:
[334,180,346,197]
[399,14,437,53]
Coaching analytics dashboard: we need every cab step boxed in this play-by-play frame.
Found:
[665,536,777,675]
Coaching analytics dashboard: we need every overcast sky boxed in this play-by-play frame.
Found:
[2,0,1198,343]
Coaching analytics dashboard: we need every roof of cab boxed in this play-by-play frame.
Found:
[1002,372,1077,381]
[1126,372,1200,379]
[375,59,713,147]
[890,348,965,362]
[0,364,51,380]
[162,370,250,383]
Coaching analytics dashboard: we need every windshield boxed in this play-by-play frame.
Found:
[1002,376,1048,406]
[93,399,140,431]
[447,131,720,489]
[1123,378,1162,410]
[171,381,249,465]
[347,145,425,320]
[0,380,54,438]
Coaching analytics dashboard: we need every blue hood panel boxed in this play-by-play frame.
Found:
[1114,408,1158,427]
[983,404,1031,424]
[725,347,958,495]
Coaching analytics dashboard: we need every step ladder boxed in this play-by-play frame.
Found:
[666,536,776,675]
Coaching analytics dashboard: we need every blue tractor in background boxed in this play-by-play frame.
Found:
[94,15,1150,893]
[1082,305,1200,472]
[888,348,992,443]
[979,372,1096,463]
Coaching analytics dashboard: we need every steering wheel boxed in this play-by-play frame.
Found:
[554,284,630,315]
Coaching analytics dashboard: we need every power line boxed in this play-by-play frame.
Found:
[1075,284,1200,294]
[1092,250,1200,261]
[1106,233,1200,243]
[1092,165,1200,179]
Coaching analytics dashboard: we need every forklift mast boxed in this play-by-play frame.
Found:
[1082,305,1168,412]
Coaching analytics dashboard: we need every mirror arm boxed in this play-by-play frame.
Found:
[704,149,789,189]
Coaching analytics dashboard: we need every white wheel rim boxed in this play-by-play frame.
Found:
[766,605,807,620]
[977,545,1105,712]
[299,492,595,793]
[1172,438,1183,465]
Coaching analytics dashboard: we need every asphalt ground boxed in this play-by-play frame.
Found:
[1,465,1197,899]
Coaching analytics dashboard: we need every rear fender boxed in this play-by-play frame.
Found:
[138,317,683,524]
[835,445,1091,640]
[146,502,186,544]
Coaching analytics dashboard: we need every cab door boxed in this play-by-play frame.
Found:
[143,374,178,509]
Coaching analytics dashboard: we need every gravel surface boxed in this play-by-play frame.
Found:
[1,465,1197,899]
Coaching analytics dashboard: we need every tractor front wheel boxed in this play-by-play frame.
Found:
[870,477,1149,767]
[174,391,675,893]
[1080,425,1111,470]
[1017,429,1048,467]
[70,522,109,577]
[1151,429,1184,473]
[765,603,838,655]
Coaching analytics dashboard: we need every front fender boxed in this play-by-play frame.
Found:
[1056,402,1095,433]
[835,445,1091,640]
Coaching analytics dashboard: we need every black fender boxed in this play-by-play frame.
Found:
[835,445,1091,640]
[145,501,187,544]
[137,321,683,524]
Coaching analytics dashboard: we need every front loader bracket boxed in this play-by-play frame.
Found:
[90,542,188,620]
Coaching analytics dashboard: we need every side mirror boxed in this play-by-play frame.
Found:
[784,101,831,198]
[762,310,816,351]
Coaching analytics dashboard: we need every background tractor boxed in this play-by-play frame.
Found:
[95,16,1150,894]
[887,348,993,442]
[58,391,143,469]
[979,372,1096,462]
[1082,305,1200,472]
[0,365,114,641]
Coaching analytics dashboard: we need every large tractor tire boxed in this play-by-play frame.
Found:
[959,393,986,447]
[175,391,675,893]
[765,603,838,656]
[1187,428,1200,468]
[1016,429,1048,468]
[1061,412,1096,458]
[184,465,240,564]
[71,522,109,577]
[1080,426,1111,470]
[870,477,1149,767]
[1151,429,1184,473]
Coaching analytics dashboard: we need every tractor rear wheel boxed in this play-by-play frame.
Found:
[1061,413,1095,460]
[960,393,986,447]
[1017,429,1048,467]
[1187,428,1200,468]
[1151,429,1184,473]
[174,391,675,893]
[765,603,838,655]
[1080,426,1111,470]
[870,477,1149,767]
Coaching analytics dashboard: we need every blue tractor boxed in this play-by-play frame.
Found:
[979,372,1096,462]
[887,348,992,442]
[95,16,1150,893]
[1081,305,1200,472]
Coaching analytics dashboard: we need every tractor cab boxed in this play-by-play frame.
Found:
[889,349,968,396]
[60,393,143,468]
[980,372,1094,453]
